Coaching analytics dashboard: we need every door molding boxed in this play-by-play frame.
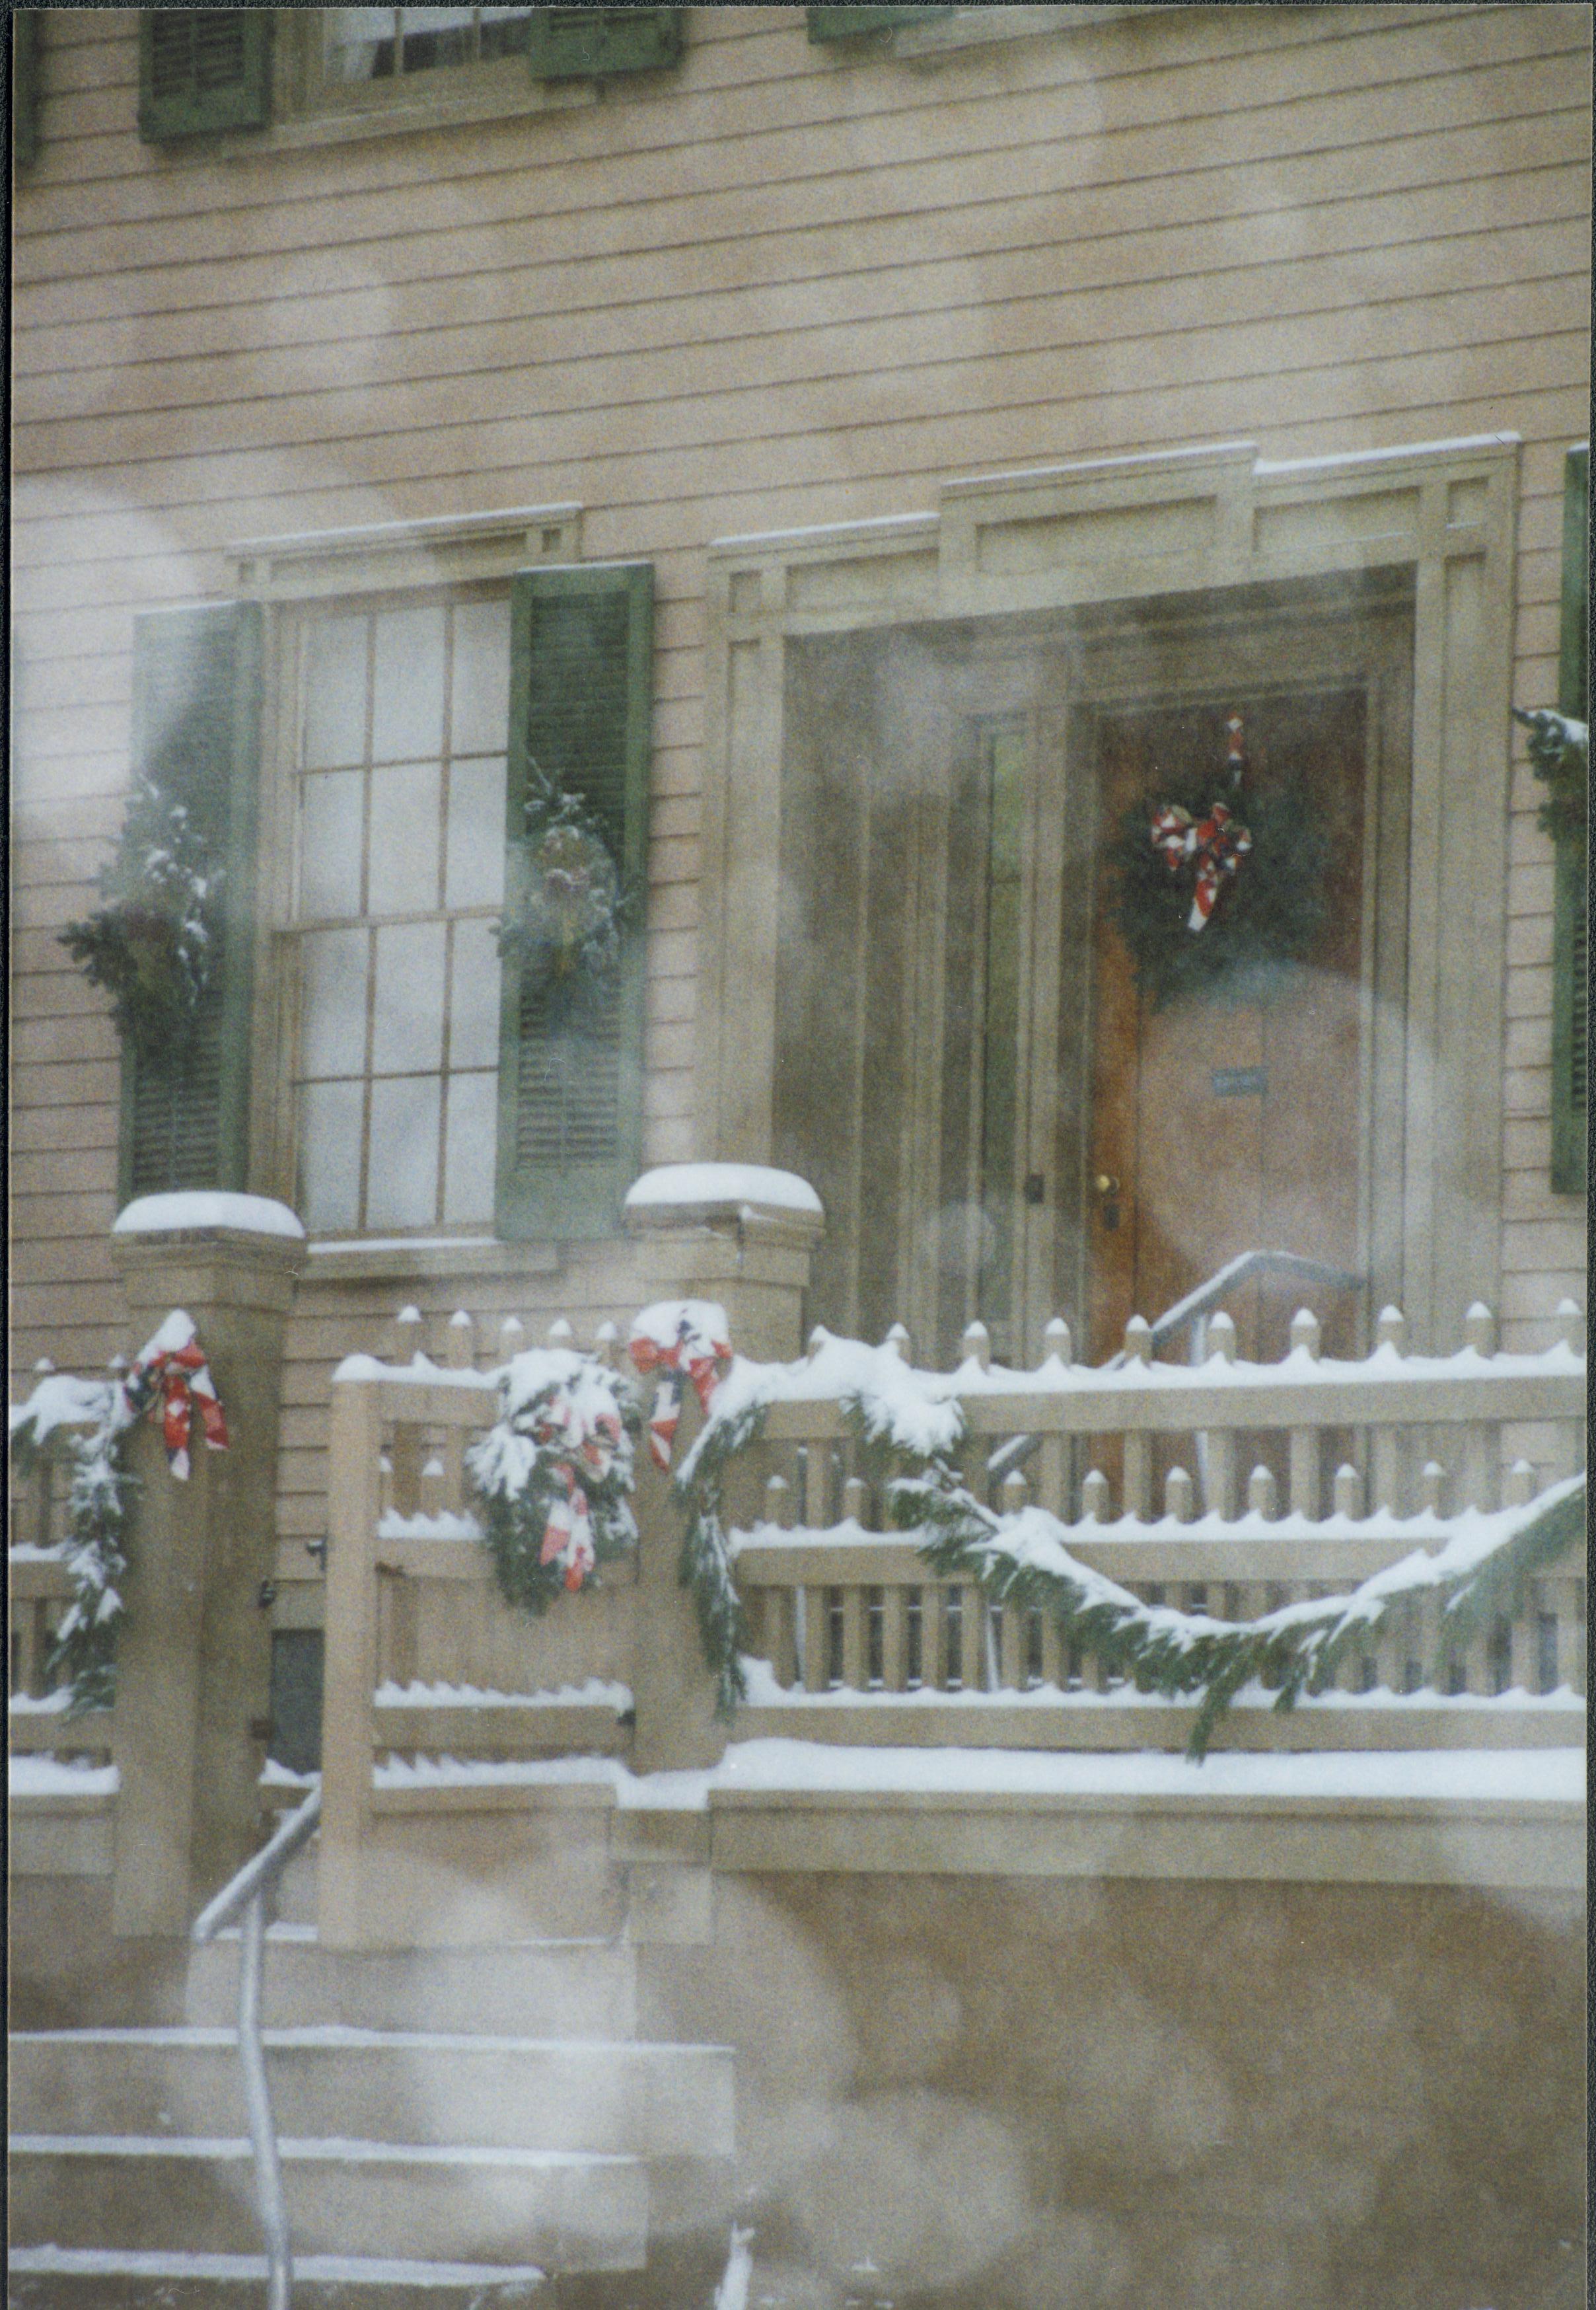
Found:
[703,434,1519,1351]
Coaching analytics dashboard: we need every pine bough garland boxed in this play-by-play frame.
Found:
[466,1349,640,1612]
[678,1335,1586,1758]
[495,759,634,1022]
[61,777,223,1055]
[628,1303,747,1718]
[8,1314,230,1713]
[1511,708,1588,846]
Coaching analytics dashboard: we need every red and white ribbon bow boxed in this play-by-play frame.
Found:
[530,1378,624,1591]
[627,1300,732,1472]
[1149,798,1252,931]
[121,1313,229,1481]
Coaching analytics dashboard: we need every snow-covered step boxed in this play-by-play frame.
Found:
[8,2245,555,2299]
[7,2134,647,2270]
[184,1927,637,2036]
[11,2026,735,2158]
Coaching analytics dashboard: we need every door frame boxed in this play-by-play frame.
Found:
[704,435,1518,1353]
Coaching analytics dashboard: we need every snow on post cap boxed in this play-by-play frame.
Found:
[624,1164,822,1218]
[114,1191,307,1242]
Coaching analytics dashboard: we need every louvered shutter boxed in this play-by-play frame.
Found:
[495,566,652,1242]
[807,6,955,40]
[13,11,40,172]
[1550,445,1589,1195]
[119,605,263,1203]
[137,9,271,142]
[526,8,682,79]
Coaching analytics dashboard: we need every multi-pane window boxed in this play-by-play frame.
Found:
[293,597,509,1235]
[322,7,536,83]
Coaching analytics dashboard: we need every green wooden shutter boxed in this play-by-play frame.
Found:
[495,565,653,1242]
[807,6,955,41]
[13,11,40,172]
[1550,445,1589,1195]
[526,8,682,79]
[119,605,263,1203]
[138,9,271,142]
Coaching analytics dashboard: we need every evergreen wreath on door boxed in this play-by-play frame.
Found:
[1107,711,1331,1010]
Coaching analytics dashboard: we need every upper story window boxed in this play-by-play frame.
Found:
[322,7,536,84]
[136,7,686,148]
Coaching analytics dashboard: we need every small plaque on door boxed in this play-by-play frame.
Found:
[1211,1066,1267,1098]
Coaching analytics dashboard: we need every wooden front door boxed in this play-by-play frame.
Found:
[1085,685,1369,1364]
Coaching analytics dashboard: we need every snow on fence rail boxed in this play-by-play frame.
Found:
[308,1298,1585,1785]
[703,1305,1586,1747]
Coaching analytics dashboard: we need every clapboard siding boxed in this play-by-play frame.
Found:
[20,9,1585,214]
[11,1,1588,1401]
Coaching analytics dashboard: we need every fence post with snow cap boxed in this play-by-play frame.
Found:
[104,1194,307,1937]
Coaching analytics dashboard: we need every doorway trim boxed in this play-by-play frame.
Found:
[701,434,1519,1351]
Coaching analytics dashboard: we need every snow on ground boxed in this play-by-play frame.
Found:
[7,2249,550,2288]
[368,1740,1584,1810]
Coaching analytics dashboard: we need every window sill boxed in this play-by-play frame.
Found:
[166,76,597,166]
[303,1235,562,1285]
[892,4,1179,65]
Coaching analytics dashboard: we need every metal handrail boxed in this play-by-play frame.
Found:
[192,1784,322,2310]
[1139,1248,1363,1358]
[984,1251,1365,1483]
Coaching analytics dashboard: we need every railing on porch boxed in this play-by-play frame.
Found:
[7,1394,116,1767]
[723,1302,1586,1732]
[307,1297,1586,1794]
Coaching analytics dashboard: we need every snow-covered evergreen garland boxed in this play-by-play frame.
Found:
[61,780,223,1054]
[466,1349,640,1613]
[681,1335,1586,1758]
[7,1315,231,1713]
[628,1304,747,1717]
[1511,708,1588,846]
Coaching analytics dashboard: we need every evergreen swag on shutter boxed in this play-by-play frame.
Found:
[120,606,263,1202]
[496,565,653,1242]
[138,9,271,142]
[1551,445,1589,1195]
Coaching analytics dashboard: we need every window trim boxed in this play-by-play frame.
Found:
[234,506,588,1256]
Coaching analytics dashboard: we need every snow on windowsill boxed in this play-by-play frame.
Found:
[114,1193,305,1242]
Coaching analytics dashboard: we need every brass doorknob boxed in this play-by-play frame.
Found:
[1093,1173,1120,1197]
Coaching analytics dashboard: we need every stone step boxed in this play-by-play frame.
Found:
[7,2135,648,2271]
[185,1928,637,2037]
[11,2027,735,2158]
